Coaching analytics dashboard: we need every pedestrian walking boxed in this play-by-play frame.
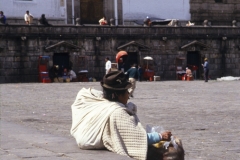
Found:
[105,57,111,74]
[202,58,209,82]
[125,63,138,97]
[138,65,143,82]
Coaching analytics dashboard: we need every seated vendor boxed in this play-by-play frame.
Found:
[99,16,108,25]
[184,67,193,79]
[70,71,172,160]
[68,68,77,81]
[62,68,69,82]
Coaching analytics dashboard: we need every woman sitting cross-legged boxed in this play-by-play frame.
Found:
[70,71,173,160]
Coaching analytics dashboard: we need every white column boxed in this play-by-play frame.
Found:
[114,0,118,25]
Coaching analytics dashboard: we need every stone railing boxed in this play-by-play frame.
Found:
[0,22,239,39]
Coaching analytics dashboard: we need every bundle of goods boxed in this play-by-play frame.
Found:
[146,125,185,160]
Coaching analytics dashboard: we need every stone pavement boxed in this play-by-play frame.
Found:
[0,80,240,160]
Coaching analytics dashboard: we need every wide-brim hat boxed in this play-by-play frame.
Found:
[204,58,208,61]
[101,71,132,90]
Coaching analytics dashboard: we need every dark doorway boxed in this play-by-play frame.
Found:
[187,51,201,79]
[53,53,70,74]
[124,52,138,71]
[80,0,104,24]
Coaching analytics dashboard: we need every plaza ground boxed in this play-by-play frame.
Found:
[1,80,240,160]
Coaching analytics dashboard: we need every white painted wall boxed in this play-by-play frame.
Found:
[123,0,190,20]
[0,0,66,20]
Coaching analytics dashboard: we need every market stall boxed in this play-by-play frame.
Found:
[143,56,154,81]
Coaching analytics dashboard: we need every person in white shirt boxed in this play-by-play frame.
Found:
[69,68,77,81]
[105,57,111,74]
[99,16,108,25]
[24,10,33,24]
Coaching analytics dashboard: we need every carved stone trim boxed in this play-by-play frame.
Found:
[117,41,150,51]
[181,40,209,51]
[45,41,81,52]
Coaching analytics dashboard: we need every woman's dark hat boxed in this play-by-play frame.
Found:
[101,71,132,90]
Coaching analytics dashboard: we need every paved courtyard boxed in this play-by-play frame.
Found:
[1,80,240,160]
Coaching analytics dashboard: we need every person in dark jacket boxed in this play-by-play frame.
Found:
[38,14,51,26]
[138,65,144,82]
[202,58,209,82]
[125,63,138,98]
[0,11,6,24]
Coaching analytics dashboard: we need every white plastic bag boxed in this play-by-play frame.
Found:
[146,124,165,134]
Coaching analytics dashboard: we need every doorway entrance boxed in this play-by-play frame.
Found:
[53,53,70,74]
[124,52,139,71]
[80,0,104,24]
[187,51,201,79]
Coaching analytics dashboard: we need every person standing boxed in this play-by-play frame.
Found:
[125,63,138,97]
[0,11,6,24]
[105,57,111,74]
[118,58,125,72]
[24,10,33,24]
[138,65,143,82]
[202,58,209,82]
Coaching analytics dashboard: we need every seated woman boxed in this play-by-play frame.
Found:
[99,16,108,25]
[70,71,172,160]
[184,67,193,80]
[62,68,69,82]
[38,14,51,26]
[68,68,77,81]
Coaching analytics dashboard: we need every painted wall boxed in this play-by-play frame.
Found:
[122,0,190,21]
[0,0,66,20]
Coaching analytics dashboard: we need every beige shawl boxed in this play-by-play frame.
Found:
[70,88,148,160]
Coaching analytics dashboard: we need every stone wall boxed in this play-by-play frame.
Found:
[0,24,239,83]
[190,0,240,25]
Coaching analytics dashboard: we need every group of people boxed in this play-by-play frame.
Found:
[24,10,51,25]
[49,65,77,82]
[0,10,51,25]
[182,58,209,82]
[69,58,211,159]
